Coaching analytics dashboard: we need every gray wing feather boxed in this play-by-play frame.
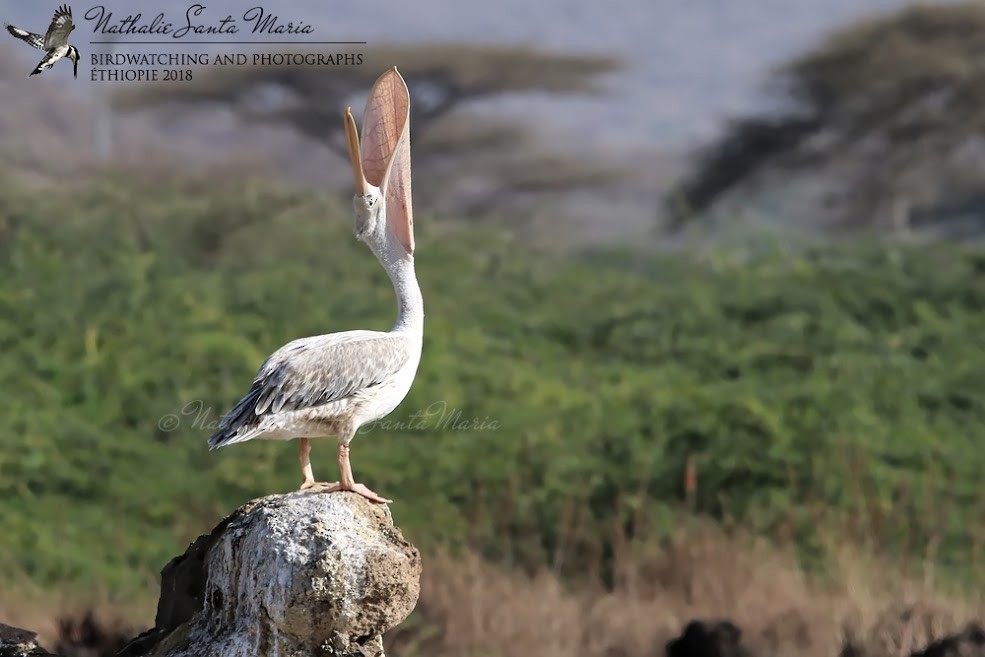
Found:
[43,4,73,50]
[5,25,45,50]
[255,337,409,413]
[208,334,411,447]
[31,50,61,76]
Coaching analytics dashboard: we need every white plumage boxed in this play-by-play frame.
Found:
[208,68,421,504]
[210,331,421,446]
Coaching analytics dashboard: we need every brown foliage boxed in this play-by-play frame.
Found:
[111,44,620,111]
[53,611,132,657]
[666,2,985,237]
[109,43,621,156]
[107,43,629,224]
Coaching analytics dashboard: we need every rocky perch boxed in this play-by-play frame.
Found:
[120,491,421,657]
[0,623,56,657]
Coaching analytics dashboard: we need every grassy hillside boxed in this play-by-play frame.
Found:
[1,168,984,604]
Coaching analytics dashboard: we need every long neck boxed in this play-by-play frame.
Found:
[372,237,424,335]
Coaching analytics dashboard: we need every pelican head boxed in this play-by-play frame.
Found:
[344,67,414,258]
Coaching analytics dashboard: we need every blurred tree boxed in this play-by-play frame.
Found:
[111,44,628,222]
[663,2,985,239]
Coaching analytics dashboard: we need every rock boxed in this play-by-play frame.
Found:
[666,620,749,657]
[0,623,57,657]
[120,491,421,657]
[913,624,985,657]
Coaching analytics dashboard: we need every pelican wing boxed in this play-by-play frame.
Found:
[208,332,413,447]
[43,4,73,50]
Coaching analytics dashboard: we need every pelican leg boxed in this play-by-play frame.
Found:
[336,442,392,504]
[297,437,390,504]
[298,437,338,490]
[299,437,316,488]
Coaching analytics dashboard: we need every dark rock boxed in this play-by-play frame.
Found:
[666,620,749,657]
[0,623,57,657]
[913,623,985,657]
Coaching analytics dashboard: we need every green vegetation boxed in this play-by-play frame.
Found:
[1,169,984,601]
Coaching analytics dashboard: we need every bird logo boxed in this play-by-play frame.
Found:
[4,5,79,78]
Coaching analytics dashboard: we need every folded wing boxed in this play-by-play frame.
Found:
[208,333,413,448]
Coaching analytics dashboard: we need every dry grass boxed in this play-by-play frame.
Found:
[387,521,985,657]
[0,582,153,655]
[2,519,984,657]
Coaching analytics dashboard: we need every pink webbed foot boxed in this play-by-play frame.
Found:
[299,479,392,504]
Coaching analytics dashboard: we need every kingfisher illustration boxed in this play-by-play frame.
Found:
[4,4,79,78]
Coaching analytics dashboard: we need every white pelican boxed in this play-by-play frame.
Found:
[208,67,421,504]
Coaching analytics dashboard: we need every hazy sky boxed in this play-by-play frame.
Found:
[0,0,948,149]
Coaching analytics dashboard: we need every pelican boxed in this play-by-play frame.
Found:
[207,67,421,504]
